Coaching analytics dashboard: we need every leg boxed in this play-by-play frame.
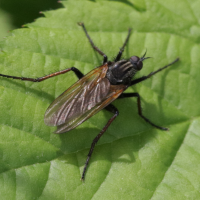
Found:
[118,93,137,99]
[131,58,179,86]
[0,67,84,82]
[115,28,132,61]
[78,22,108,64]
[118,92,168,130]
[81,104,119,181]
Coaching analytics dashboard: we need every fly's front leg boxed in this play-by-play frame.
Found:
[118,93,168,130]
[0,67,84,82]
[131,58,179,86]
[81,104,119,181]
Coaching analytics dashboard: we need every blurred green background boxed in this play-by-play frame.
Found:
[0,0,62,39]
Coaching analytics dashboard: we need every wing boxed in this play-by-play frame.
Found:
[55,84,127,133]
[44,64,127,133]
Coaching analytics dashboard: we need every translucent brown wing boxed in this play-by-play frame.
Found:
[44,64,127,133]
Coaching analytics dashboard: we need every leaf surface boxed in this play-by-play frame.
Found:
[0,1,200,199]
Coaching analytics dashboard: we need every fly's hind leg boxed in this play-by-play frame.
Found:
[81,104,119,181]
[0,67,84,82]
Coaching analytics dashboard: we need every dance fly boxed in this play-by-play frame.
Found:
[0,23,179,180]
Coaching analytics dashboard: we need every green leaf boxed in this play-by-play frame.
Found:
[0,0,200,199]
[0,9,13,39]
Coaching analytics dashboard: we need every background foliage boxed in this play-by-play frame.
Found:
[0,0,200,199]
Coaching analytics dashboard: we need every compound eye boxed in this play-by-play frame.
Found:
[137,61,143,70]
[130,56,139,63]
[130,56,143,70]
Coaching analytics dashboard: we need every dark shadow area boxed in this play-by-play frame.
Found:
[0,0,63,28]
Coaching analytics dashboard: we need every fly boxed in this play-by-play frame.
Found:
[0,23,179,180]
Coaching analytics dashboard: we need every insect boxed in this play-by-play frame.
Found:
[0,23,179,180]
